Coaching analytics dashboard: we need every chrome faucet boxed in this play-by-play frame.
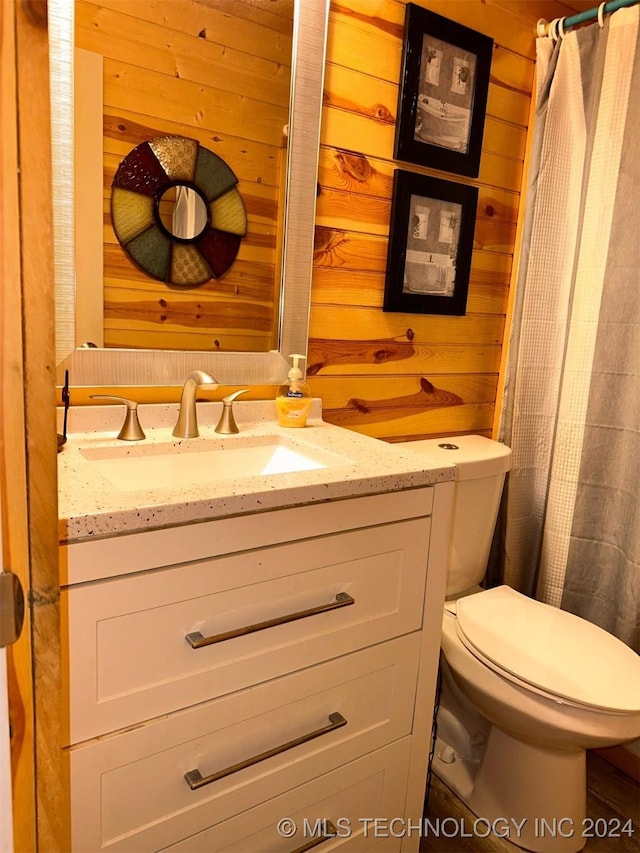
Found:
[172,370,218,439]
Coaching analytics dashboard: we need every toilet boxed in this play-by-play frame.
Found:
[402,435,640,853]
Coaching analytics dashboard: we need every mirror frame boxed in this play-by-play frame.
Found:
[51,0,329,386]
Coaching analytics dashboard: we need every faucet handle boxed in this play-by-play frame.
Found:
[89,395,146,441]
[222,389,249,404]
[215,389,249,435]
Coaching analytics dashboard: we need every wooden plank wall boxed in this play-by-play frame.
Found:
[73,0,593,439]
[306,0,586,442]
[75,0,293,353]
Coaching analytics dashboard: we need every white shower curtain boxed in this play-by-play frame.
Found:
[498,6,640,651]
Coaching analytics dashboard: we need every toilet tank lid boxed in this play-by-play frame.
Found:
[457,586,640,713]
[401,435,511,480]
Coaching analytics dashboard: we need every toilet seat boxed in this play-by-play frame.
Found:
[455,586,640,714]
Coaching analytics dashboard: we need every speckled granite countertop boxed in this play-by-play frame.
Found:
[57,401,455,543]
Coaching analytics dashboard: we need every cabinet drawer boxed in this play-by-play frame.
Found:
[163,738,412,853]
[65,518,430,742]
[70,634,420,852]
[61,489,434,584]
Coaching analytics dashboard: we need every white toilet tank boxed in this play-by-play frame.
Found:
[402,435,511,597]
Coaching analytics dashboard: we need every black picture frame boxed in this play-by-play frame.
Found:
[383,170,477,316]
[394,4,493,178]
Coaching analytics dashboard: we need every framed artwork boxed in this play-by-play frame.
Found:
[383,169,478,316]
[111,136,247,286]
[394,4,493,178]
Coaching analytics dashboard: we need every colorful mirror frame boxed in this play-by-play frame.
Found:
[111,136,247,286]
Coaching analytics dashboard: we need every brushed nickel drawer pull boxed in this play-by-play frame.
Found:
[289,820,338,853]
[184,712,347,791]
[185,592,355,649]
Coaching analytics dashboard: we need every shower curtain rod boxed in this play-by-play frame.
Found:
[537,0,639,37]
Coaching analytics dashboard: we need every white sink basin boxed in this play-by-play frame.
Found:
[79,435,350,492]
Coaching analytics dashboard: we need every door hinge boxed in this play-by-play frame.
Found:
[0,572,25,647]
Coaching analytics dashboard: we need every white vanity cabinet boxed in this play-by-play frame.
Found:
[60,485,453,853]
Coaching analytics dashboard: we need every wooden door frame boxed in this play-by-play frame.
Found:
[1,1,35,846]
[1,1,65,849]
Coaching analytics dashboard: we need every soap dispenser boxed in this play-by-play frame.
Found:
[276,354,312,428]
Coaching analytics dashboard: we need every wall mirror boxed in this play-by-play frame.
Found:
[50,0,329,386]
[111,136,247,286]
[158,186,209,241]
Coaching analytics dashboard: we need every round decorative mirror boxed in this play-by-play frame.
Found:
[111,135,247,286]
[156,185,209,240]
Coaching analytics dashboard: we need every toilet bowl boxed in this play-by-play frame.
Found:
[401,436,640,853]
